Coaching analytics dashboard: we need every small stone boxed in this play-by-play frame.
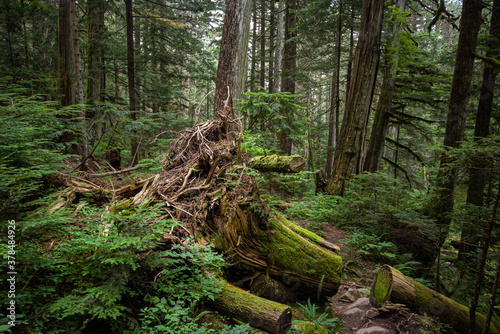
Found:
[363,308,379,319]
[344,297,371,311]
[342,307,365,317]
[356,326,390,334]
[338,291,357,303]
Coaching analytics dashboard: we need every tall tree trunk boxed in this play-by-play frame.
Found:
[260,0,266,90]
[272,1,284,94]
[363,0,407,173]
[70,0,88,171]
[125,0,138,166]
[269,0,275,93]
[327,0,384,196]
[459,0,500,266]
[250,1,257,93]
[86,0,106,107]
[325,3,342,179]
[278,0,297,155]
[426,0,483,253]
[58,0,75,107]
[86,0,106,143]
[214,0,252,118]
[345,2,355,102]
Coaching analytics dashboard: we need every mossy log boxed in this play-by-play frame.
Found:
[249,155,306,173]
[210,190,342,300]
[370,265,500,334]
[210,281,292,334]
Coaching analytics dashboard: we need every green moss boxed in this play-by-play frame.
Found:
[258,214,342,284]
[291,321,329,334]
[109,198,133,214]
[280,218,325,245]
[372,267,392,307]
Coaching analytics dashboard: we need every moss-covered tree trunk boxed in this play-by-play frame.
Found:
[210,281,292,334]
[370,265,500,334]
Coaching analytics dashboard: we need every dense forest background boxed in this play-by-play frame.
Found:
[1,0,500,332]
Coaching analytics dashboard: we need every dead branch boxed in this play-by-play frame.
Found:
[89,166,140,178]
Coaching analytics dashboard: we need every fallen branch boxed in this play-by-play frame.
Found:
[89,166,140,178]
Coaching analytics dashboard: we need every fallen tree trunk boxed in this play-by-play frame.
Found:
[210,281,292,334]
[370,265,500,334]
[249,154,306,173]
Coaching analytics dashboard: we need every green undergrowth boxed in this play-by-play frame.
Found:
[0,199,250,333]
[285,172,433,276]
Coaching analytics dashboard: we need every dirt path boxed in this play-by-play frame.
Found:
[295,220,442,334]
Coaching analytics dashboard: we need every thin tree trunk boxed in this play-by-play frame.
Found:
[269,0,275,93]
[327,0,384,196]
[273,1,284,94]
[250,1,257,93]
[70,0,88,171]
[125,0,138,166]
[470,184,500,334]
[260,0,266,91]
[325,3,342,178]
[345,3,355,102]
[278,0,297,155]
[58,0,75,107]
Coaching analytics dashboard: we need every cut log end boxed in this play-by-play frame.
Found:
[370,265,500,334]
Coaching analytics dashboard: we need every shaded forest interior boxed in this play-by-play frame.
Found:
[1,0,500,333]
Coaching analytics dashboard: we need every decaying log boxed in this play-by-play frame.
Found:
[370,265,500,334]
[249,272,297,303]
[210,281,292,334]
[212,200,342,300]
[249,155,306,173]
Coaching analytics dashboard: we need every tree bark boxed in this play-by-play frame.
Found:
[426,0,483,253]
[210,281,292,334]
[327,0,384,196]
[278,0,297,155]
[213,0,252,117]
[370,265,500,334]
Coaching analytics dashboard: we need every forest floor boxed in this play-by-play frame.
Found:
[295,220,442,334]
